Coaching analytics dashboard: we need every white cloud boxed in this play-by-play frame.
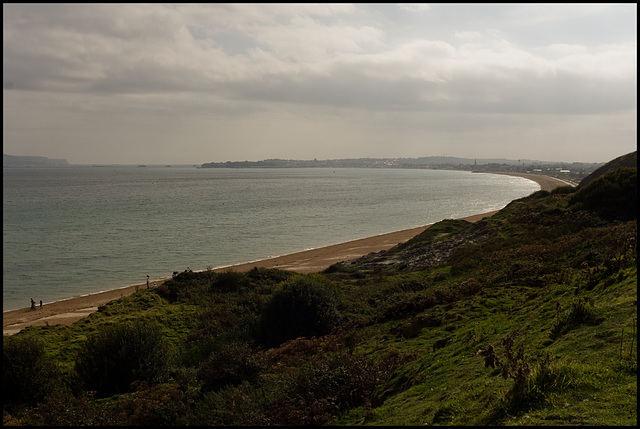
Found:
[397,4,431,13]
[554,43,637,79]
[453,31,484,41]
[539,43,589,57]
[245,15,384,63]
[501,3,614,27]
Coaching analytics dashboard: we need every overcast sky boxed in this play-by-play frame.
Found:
[3,3,637,165]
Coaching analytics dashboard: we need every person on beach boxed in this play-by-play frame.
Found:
[40,300,43,308]
[147,275,150,289]
[30,298,36,310]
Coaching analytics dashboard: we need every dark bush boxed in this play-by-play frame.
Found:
[551,185,575,195]
[75,320,172,397]
[265,350,411,425]
[113,383,196,425]
[162,269,215,303]
[246,267,295,287]
[257,274,342,348]
[211,270,249,293]
[35,391,114,426]
[570,167,637,221]
[528,189,551,199]
[189,382,269,426]
[3,335,62,407]
[198,341,261,392]
[458,278,482,296]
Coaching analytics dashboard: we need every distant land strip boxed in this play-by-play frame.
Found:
[200,156,601,170]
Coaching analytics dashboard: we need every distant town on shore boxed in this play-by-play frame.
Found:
[201,155,601,170]
[200,156,603,185]
[4,153,604,185]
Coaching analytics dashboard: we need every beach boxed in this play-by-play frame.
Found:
[3,172,569,335]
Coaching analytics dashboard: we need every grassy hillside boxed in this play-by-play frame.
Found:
[578,151,636,188]
[3,164,636,426]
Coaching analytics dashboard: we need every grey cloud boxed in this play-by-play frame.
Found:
[221,49,635,116]
[4,3,634,117]
[3,4,635,164]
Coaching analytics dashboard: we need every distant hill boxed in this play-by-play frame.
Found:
[578,151,637,188]
[3,154,70,167]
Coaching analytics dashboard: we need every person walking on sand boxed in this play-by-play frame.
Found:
[31,298,36,310]
[147,275,150,289]
[40,300,43,308]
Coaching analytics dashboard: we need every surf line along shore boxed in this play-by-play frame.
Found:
[3,172,570,336]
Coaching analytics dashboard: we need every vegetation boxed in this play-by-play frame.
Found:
[257,274,343,348]
[3,336,62,409]
[75,320,172,398]
[569,167,637,221]
[3,163,636,426]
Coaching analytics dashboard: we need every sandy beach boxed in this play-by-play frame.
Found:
[3,172,569,335]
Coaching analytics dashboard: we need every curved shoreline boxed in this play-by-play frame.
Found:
[3,172,569,335]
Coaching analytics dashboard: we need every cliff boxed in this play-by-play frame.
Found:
[3,154,70,167]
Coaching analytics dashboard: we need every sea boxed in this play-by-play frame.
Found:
[3,166,540,312]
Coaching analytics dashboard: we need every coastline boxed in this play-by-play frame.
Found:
[3,172,568,335]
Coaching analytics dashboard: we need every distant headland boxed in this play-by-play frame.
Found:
[3,154,70,167]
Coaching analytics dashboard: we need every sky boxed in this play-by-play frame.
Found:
[3,3,637,165]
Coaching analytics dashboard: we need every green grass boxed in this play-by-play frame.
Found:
[329,264,636,426]
[16,289,202,372]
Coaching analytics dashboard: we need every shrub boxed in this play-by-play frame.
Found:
[459,277,482,296]
[257,274,342,348]
[198,341,261,392]
[189,381,269,426]
[498,355,577,421]
[259,334,344,370]
[551,185,575,195]
[262,349,412,425]
[35,391,114,426]
[569,167,637,221]
[211,271,249,293]
[246,267,295,286]
[162,269,215,303]
[270,352,384,424]
[113,383,196,425]
[3,336,62,407]
[75,320,172,397]
[550,297,602,340]
[477,335,531,389]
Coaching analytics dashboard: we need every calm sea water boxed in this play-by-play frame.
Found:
[3,166,539,311]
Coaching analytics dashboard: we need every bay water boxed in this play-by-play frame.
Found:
[3,166,539,312]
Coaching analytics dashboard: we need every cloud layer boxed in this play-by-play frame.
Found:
[3,4,637,164]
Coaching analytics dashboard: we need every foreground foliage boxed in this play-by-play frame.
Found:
[75,320,172,398]
[3,167,636,426]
